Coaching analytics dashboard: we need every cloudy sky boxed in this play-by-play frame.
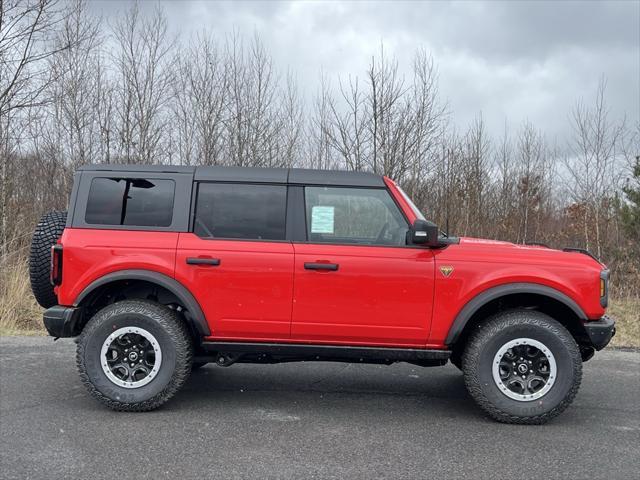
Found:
[90,0,639,143]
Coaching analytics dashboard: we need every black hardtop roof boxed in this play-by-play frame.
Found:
[79,164,385,187]
[78,164,195,174]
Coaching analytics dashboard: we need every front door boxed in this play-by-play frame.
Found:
[175,182,294,340]
[291,186,435,346]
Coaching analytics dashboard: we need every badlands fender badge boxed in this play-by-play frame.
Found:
[439,265,454,277]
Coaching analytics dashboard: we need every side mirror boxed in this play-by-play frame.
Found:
[410,219,440,246]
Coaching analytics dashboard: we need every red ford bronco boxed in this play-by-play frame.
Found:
[29,165,615,423]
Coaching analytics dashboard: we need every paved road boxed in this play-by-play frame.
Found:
[1,337,638,480]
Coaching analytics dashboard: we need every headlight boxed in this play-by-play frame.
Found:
[600,270,609,308]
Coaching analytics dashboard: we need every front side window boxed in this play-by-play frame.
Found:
[85,177,175,227]
[194,183,287,240]
[304,187,409,246]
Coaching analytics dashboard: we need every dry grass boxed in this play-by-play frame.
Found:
[608,297,640,348]
[0,259,44,336]
[0,257,638,347]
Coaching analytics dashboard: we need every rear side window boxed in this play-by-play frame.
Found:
[85,177,175,227]
[194,183,287,240]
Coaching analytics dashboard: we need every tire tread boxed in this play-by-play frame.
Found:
[76,300,193,412]
[462,309,582,425]
[29,211,67,308]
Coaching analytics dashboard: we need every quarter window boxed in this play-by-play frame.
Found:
[194,183,287,240]
[85,177,175,227]
[304,187,408,246]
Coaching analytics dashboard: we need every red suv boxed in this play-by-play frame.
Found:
[29,165,615,423]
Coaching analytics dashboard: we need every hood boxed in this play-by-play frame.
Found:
[459,237,551,250]
[444,236,604,269]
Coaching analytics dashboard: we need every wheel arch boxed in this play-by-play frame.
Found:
[446,283,593,361]
[74,269,210,337]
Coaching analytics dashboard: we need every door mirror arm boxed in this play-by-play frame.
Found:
[409,219,459,247]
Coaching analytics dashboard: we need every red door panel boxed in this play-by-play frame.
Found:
[291,244,435,347]
[175,233,294,340]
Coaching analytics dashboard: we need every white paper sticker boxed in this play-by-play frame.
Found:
[311,206,335,233]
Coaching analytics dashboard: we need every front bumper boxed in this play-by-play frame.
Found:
[43,306,83,338]
[584,315,616,350]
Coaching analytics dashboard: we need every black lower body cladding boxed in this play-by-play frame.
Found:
[43,305,82,337]
[583,316,616,350]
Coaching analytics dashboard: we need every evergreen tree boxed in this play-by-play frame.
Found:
[620,156,640,240]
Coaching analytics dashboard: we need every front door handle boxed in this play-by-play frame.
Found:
[304,262,339,271]
[186,257,221,266]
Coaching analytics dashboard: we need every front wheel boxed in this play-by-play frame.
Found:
[462,310,582,424]
[76,300,193,411]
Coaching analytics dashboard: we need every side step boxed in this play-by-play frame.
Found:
[197,341,451,367]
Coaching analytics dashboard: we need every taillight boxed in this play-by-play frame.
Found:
[50,244,63,286]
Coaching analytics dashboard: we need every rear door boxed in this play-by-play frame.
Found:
[291,186,435,347]
[174,182,294,340]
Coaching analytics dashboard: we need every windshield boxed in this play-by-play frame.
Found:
[396,186,426,221]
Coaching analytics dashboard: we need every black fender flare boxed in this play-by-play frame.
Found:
[444,283,588,345]
[74,269,210,336]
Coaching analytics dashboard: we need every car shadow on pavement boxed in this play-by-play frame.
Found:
[169,362,485,422]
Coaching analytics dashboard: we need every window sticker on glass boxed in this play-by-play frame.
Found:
[311,206,335,234]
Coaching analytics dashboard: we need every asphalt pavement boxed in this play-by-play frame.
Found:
[1,336,638,479]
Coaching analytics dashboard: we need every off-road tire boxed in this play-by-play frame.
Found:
[77,300,193,411]
[462,309,582,425]
[29,210,67,308]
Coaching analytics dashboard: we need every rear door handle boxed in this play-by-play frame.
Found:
[186,257,221,266]
[304,262,339,271]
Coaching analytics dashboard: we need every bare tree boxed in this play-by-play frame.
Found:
[315,46,444,181]
[278,70,303,167]
[0,0,76,254]
[492,122,516,239]
[565,78,625,257]
[224,32,284,167]
[0,0,72,118]
[173,33,227,165]
[459,114,491,237]
[326,74,369,171]
[112,2,175,164]
[368,45,407,176]
[515,121,549,244]
[93,52,115,163]
[43,0,102,173]
[404,50,446,187]
[307,72,336,170]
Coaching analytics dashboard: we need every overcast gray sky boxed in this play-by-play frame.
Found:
[90,0,640,142]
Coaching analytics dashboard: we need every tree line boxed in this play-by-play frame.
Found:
[1,0,638,296]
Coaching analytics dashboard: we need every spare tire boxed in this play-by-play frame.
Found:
[29,211,67,308]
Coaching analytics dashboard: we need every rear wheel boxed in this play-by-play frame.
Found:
[462,310,582,424]
[76,300,192,411]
